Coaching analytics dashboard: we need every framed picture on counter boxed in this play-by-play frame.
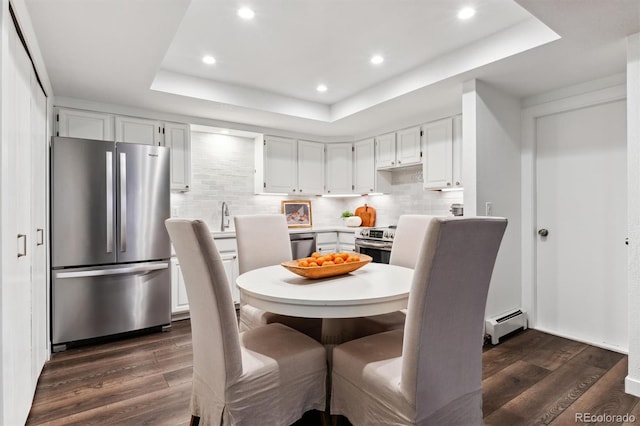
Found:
[282,200,312,228]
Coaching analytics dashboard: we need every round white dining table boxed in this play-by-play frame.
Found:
[236,262,413,344]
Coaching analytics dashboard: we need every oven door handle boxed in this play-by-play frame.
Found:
[356,240,393,251]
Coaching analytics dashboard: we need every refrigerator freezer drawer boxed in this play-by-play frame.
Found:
[52,261,171,345]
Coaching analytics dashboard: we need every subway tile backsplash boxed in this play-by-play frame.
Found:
[170,132,463,230]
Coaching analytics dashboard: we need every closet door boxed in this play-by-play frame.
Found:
[31,74,48,386]
[2,20,34,425]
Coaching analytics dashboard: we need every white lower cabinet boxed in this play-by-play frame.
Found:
[316,231,338,254]
[171,258,190,315]
[171,240,240,316]
[338,232,356,252]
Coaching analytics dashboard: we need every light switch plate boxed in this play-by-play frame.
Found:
[485,202,493,216]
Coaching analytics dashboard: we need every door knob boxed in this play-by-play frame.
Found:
[538,229,549,237]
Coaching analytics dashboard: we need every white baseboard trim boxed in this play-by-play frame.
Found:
[531,326,628,355]
[626,376,640,397]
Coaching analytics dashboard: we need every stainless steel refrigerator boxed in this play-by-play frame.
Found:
[51,136,171,351]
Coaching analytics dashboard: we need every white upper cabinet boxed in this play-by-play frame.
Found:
[353,138,375,194]
[326,143,353,194]
[396,126,422,166]
[297,140,325,195]
[375,133,396,169]
[163,122,191,192]
[56,108,114,141]
[423,117,458,190]
[115,116,162,145]
[263,136,298,193]
[452,115,463,188]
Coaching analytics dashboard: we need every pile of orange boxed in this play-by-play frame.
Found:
[296,251,361,267]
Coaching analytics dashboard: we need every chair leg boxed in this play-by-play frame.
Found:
[190,415,200,426]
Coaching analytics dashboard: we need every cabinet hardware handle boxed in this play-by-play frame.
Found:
[37,228,44,246]
[455,181,460,186]
[398,160,402,164]
[292,189,296,192]
[17,234,27,257]
[446,182,451,186]
[391,161,395,165]
[299,189,302,192]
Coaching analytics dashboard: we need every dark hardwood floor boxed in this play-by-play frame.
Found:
[26,320,638,425]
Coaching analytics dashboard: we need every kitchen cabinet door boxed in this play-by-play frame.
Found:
[452,115,463,188]
[422,117,454,189]
[56,108,114,141]
[221,253,240,304]
[171,258,189,314]
[263,136,297,193]
[326,143,353,194]
[297,140,325,195]
[164,122,191,191]
[353,138,375,194]
[396,126,422,166]
[375,133,396,169]
[115,116,162,146]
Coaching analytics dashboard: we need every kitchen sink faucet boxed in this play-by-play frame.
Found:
[221,201,230,232]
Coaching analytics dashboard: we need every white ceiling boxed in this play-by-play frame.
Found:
[24,0,640,138]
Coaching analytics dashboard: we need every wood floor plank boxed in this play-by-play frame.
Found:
[550,358,638,426]
[482,329,557,379]
[481,360,551,416]
[25,325,639,426]
[483,346,609,425]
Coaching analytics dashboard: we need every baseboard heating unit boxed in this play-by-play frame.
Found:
[485,309,527,345]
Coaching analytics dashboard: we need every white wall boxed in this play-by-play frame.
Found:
[170,132,462,230]
[626,32,640,397]
[462,79,522,319]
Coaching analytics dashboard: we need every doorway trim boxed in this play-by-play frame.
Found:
[520,83,626,329]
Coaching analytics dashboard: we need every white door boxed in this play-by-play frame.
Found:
[536,99,627,351]
[30,71,48,385]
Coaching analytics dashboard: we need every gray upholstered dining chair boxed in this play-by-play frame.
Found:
[234,214,322,341]
[347,215,439,338]
[165,219,327,426]
[331,216,507,425]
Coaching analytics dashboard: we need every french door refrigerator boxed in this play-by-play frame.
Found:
[51,136,171,351]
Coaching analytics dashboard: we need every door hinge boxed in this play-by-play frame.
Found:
[263,182,266,188]
[162,127,165,134]
[420,151,423,158]
[56,131,59,136]
[158,126,161,134]
[264,139,266,146]
[56,113,59,122]
[352,184,354,190]
[352,146,355,152]
[420,130,423,137]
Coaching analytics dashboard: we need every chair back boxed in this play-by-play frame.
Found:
[389,215,439,269]
[234,214,293,274]
[401,217,507,421]
[165,219,242,395]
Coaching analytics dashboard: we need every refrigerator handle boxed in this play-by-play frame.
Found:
[120,152,127,252]
[55,262,169,279]
[106,151,113,253]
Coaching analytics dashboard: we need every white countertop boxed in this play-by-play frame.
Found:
[211,225,360,239]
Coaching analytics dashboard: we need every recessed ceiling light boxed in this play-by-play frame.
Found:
[457,7,476,20]
[370,55,384,65]
[238,7,255,19]
[202,55,216,65]
[316,84,328,93]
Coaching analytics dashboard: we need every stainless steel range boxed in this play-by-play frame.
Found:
[354,227,396,264]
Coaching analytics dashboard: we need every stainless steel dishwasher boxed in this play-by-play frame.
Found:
[290,232,317,259]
